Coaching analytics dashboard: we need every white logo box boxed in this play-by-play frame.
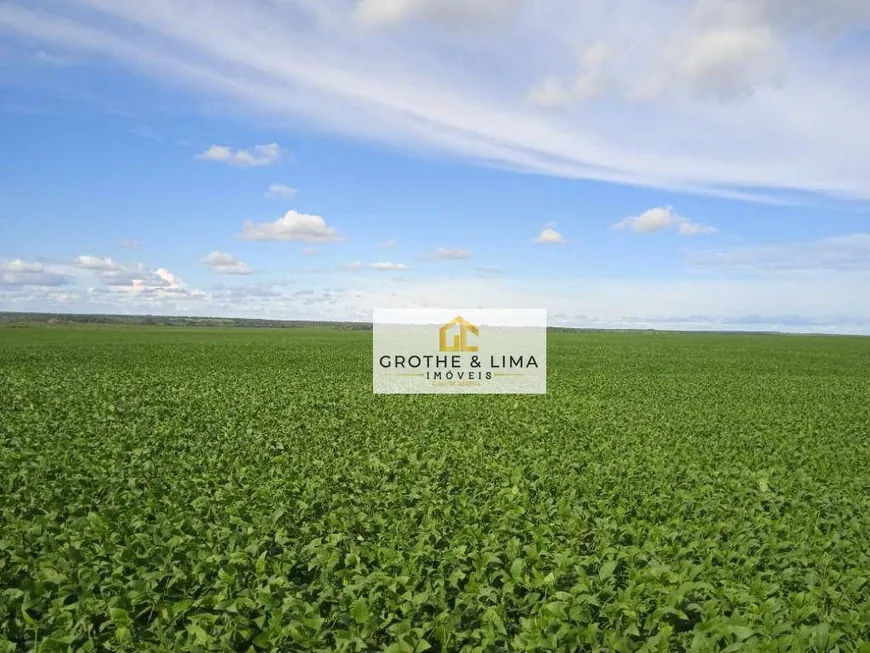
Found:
[373,309,547,395]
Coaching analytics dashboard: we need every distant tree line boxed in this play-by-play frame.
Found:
[0,312,373,330]
[0,312,786,335]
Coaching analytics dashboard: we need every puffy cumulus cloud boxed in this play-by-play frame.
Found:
[201,251,252,275]
[73,255,122,271]
[0,259,72,286]
[71,259,209,301]
[196,143,283,167]
[612,206,718,235]
[155,268,183,288]
[435,247,472,259]
[533,222,566,244]
[239,210,344,243]
[265,183,298,199]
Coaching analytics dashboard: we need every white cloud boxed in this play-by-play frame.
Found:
[612,206,718,235]
[353,273,870,333]
[5,259,44,273]
[676,220,718,236]
[2,1,868,202]
[538,12,785,106]
[533,223,566,243]
[0,259,71,286]
[380,239,398,248]
[527,74,572,108]
[110,264,208,301]
[4,258,870,334]
[265,183,298,199]
[73,255,121,271]
[528,42,611,107]
[201,251,252,275]
[354,0,525,28]
[371,261,410,271]
[303,247,318,255]
[688,233,870,273]
[435,247,472,259]
[196,143,283,167]
[118,239,140,248]
[339,261,410,271]
[84,260,204,299]
[97,263,164,287]
[155,268,183,288]
[0,258,210,309]
[239,210,344,243]
[673,25,782,101]
[35,50,69,66]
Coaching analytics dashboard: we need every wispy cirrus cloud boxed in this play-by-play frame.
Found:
[0,1,868,203]
[687,233,870,274]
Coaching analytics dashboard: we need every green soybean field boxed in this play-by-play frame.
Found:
[2,325,870,652]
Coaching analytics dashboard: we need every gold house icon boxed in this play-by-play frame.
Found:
[439,316,479,352]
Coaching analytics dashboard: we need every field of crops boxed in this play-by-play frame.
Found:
[2,325,870,652]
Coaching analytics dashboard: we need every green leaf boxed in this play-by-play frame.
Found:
[186,623,211,645]
[510,558,525,581]
[730,626,755,641]
[544,601,568,619]
[255,550,267,575]
[599,560,617,582]
[109,608,132,626]
[351,598,370,625]
[115,627,132,644]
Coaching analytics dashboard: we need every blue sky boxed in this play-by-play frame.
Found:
[1,0,869,333]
